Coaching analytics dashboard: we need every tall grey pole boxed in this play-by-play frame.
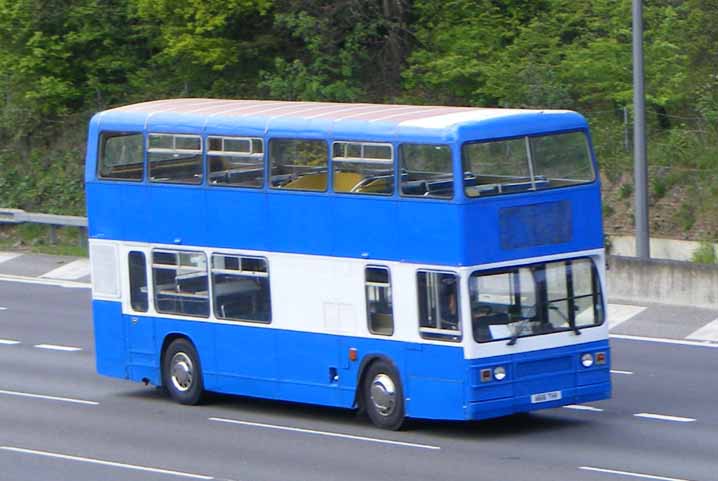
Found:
[633,0,650,259]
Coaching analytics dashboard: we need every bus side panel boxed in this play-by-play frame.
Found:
[206,189,267,252]
[214,323,278,399]
[93,300,128,379]
[125,314,158,385]
[331,197,398,260]
[397,202,463,265]
[268,194,334,255]
[404,344,466,420]
[275,329,342,406]
[86,182,151,242]
[147,186,208,246]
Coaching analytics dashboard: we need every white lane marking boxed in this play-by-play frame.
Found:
[0,339,20,345]
[686,318,718,342]
[607,303,647,330]
[611,370,634,375]
[34,344,82,352]
[563,404,604,412]
[0,389,98,406]
[0,446,213,480]
[0,273,90,289]
[611,334,718,348]
[0,306,7,310]
[209,417,441,451]
[633,413,696,423]
[580,466,695,481]
[0,252,22,264]
[40,259,90,280]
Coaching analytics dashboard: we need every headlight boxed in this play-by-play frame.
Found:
[493,366,507,381]
[581,353,594,368]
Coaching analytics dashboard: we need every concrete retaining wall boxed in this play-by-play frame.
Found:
[607,255,718,308]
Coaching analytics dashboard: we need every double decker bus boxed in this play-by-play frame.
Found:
[86,99,610,430]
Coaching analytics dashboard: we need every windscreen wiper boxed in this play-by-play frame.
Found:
[549,305,581,336]
[506,319,528,346]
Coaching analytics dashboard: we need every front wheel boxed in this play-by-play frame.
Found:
[364,360,405,430]
[162,338,204,405]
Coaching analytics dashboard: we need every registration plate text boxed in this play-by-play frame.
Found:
[530,390,562,404]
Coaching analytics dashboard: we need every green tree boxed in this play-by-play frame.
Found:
[260,0,411,101]
[129,0,275,98]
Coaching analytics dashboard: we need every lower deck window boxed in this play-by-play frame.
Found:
[128,251,148,312]
[365,266,393,335]
[211,254,271,323]
[152,250,209,317]
[417,270,461,341]
[470,258,603,343]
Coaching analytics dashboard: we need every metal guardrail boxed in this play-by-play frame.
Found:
[0,208,87,247]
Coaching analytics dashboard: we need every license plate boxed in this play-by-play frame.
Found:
[530,390,562,404]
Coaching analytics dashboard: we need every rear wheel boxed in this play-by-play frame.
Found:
[363,360,405,430]
[162,338,204,405]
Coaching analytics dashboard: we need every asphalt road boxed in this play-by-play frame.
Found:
[0,280,716,481]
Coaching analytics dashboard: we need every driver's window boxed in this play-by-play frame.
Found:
[417,270,461,341]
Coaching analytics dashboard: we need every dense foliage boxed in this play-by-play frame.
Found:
[0,0,716,238]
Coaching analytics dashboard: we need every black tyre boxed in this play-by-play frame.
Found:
[162,338,204,405]
[363,360,405,430]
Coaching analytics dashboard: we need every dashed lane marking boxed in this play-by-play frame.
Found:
[0,306,7,311]
[0,339,20,345]
[580,466,695,481]
[209,417,441,450]
[40,259,90,281]
[607,303,647,330]
[611,370,634,375]
[0,389,98,406]
[34,344,82,352]
[685,318,718,343]
[0,446,213,480]
[633,413,696,423]
[563,405,604,412]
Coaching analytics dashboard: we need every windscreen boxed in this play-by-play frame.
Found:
[463,131,594,197]
[469,258,603,343]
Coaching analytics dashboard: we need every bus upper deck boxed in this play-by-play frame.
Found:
[85,99,603,267]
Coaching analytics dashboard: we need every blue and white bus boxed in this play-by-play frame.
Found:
[86,99,610,429]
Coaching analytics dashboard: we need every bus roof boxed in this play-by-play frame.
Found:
[97,98,586,140]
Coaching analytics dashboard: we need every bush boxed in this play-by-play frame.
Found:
[691,241,717,264]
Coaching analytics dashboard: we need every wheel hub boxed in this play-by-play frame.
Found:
[370,373,396,416]
[170,352,193,392]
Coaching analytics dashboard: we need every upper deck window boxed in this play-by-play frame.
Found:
[332,142,393,195]
[98,132,144,181]
[270,139,328,192]
[148,134,203,184]
[400,144,453,199]
[208,136,264,188]
[462,131,594,197]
